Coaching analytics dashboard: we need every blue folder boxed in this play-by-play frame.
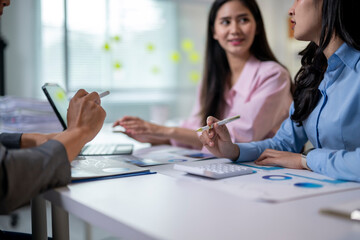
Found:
[71,171,156,184]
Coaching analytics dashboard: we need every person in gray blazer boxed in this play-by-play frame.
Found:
[0,88,106,213]
[0,1,107,215]
[0,1,107,239]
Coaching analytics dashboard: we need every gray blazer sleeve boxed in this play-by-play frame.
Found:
[0,139,71,214]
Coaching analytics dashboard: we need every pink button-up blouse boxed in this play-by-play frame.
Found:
[172,55,293,150]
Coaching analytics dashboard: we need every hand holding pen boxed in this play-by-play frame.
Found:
[196,115,240,132]
[198,115,240,161]
[99,91,110,98]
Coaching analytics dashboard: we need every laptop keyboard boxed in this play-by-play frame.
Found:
[79,144,133,156]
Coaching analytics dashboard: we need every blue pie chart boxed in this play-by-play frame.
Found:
[263,175,292,181]
[168,159,187,163]
[294,182,323,188]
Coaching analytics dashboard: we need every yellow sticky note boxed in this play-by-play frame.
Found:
[189,71,201,83]
[181,39,194,52]
[151,66,160,74]
[189,51,200,64]
[55,90,66,101]
[113,35,121,42]
[146,43,155,52]
[170,51,181,63]
[103,43,111,51]
[114,61,122,70]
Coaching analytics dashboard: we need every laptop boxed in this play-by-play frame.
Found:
[42,83,133,156]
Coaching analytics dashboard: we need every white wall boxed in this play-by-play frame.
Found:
[1,0,41,97]
[258,0,306,78]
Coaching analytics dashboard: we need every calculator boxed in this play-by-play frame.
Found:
[174,162,254,179]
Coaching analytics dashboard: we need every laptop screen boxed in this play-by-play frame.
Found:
[42,83,69,130]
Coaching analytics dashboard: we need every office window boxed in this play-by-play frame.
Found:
[40,0,211,121]
[41,0,210,90]
[41,0,65,88]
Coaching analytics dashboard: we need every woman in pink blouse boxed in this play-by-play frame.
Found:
[113,0,293,150]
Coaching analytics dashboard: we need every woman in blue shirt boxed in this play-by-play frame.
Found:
[199,0,360,182]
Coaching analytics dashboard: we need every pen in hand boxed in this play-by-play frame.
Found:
[196,115,241,132]
[99,91,110,98]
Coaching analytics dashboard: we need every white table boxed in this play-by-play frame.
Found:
[32,126,360,239]
[41,172,360,240]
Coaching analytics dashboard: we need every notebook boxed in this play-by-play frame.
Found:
[42,83,133,156]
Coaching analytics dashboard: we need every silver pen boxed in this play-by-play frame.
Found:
[351,209,360,221]
[99,91,110,98]
[196,115,241,132]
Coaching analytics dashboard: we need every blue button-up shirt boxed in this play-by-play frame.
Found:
[236,43,360,182]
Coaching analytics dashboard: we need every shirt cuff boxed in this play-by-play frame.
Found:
[301,154,310,170]
[236,142,262,162]
[0,133,22,149]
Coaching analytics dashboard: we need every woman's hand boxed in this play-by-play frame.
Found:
[254,149,304,169]
[113,116,169,143]
[199,116,239,160]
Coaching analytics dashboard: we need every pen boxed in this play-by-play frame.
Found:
[351,209,360,221]
[196,115,241,132]
[99,91,110,98]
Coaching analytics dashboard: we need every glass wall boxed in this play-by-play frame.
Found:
[41,0,211,123]
[39,0,304,124]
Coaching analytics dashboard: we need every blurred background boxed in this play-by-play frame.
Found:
[0,0,310,237]
[1,0,308,125]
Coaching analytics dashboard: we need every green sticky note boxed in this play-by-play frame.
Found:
[146,43,155,52]
[189,51,200,63]
[103,43,111,51]
[170,51,181,63]
[181,39,194,52]
[189,71,201,83]
[114,61,122,70]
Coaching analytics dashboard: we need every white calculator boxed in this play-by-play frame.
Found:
[174,162,254,179]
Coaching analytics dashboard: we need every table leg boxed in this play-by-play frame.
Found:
[31,196,48,240]
[51,203,69,240]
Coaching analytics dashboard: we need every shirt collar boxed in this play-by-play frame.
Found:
[328,43,360,71]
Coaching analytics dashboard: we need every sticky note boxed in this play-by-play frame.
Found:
[56,90,66,101]
[146,43,155,52]
[113,35,121,42]
[181,39,194,52]
[189,71,200,83]
[151,66,160,74]
[189,51,200,64]
[170,51,181,63]
[114,61,122,70]
[103,43,111,51]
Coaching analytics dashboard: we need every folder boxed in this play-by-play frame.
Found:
[70,157,154,182]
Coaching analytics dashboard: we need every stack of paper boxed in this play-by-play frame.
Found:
[0,96,62,133]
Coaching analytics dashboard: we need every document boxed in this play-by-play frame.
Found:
[164,159,360,203]
[130,145,215,166]
[71,156,151,181]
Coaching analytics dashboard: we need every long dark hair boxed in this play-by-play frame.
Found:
[291,0,360,125]
[199,0,282,125]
